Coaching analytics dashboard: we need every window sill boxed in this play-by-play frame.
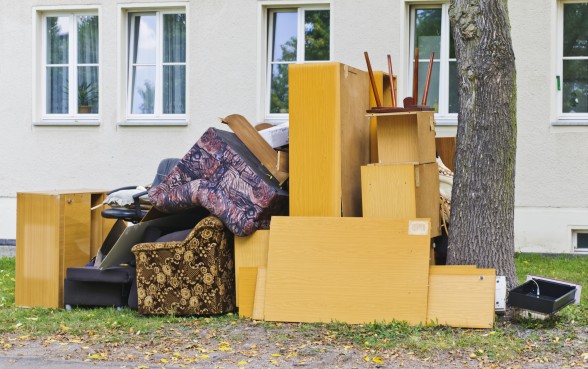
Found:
[33,120,100,126]
[552,119,588,126]
[434,115,458,126]
[117,120,189,127]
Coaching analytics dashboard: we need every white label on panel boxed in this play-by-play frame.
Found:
[408,220,429,235]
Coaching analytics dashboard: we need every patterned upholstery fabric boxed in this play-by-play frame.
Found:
[132,215,235,316]
[147,128,288,236]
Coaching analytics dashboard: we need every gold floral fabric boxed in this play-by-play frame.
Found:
[132,215,235,316]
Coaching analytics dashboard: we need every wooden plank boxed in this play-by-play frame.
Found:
[361,163,440,237]
[435,137,456,172]
[265,216,431,324]
[369,71,395,164]
[427,266,496,328]
[289,62,370,217]
[222,114,288,185]
[234,230,269,307]
[238,267,258,318]
[252,267,267,321]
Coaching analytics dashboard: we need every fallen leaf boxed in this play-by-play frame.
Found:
[372,357,384,364]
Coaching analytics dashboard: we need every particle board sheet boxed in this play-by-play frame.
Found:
[369,71,396,163]
[289,62,370,217]
[234,230,269,306]
[427,266,496,328]
[374,112,436,164]
[238,267,258,318]
[361,163,440,237]
[265,216,431,324]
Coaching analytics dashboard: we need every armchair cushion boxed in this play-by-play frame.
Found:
[131,215,235,316]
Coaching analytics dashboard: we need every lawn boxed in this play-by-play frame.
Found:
[0,253,586,367]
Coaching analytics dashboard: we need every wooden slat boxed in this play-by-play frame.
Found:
[234,230,269,307]
[252,267,267,321]
[265,216,431,324]
[435,137,456,172]
[415,163,441,237]
[238,267,258,318]
[427,266,496,328]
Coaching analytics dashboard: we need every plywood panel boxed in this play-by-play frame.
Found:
[90,193,117,257]
[435,137,456,172]
[16,193,61,308]
[361,164,440,237]
[370,72,396,163]
[289,62,369,217]
[427,266,496,328]
[361,164,417,218]
[375,112,436,164]
[238,267,258,318]
[265,217,431,324]
[252,267,267,321]
[234,230,269,306]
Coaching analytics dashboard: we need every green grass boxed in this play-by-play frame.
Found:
[0,253,586,363]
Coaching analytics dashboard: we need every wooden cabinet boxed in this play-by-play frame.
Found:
[16,190,115,308]
[289,62,370,217]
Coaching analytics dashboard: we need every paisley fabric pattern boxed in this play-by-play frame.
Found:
[132,215,235,316]
[148,128,288,236]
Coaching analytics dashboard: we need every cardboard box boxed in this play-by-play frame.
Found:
[258,122,289,148]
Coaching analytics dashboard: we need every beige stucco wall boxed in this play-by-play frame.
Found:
[1,0,588,253]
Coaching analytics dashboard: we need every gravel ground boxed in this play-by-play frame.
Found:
[1,319,586,369]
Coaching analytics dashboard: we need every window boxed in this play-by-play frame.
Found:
[572,230,588,252]
[43,13,99,117]
[559,2,588,117]
[127,11,186,118]
[409,4,457,117]
[266,6,330,117]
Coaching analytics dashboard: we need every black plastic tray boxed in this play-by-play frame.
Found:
[508,279,576,314]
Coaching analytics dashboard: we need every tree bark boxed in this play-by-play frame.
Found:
[447,0,518,289]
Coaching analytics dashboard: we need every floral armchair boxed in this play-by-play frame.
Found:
[131,215,235,315]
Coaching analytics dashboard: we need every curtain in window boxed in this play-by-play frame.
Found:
[77,16,99,114]
[163,14,186,114]
[46,16,69,114]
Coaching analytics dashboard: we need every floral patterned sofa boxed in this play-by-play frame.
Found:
[131,215,235,316]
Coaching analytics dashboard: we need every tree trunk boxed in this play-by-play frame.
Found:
[447,0,518,289]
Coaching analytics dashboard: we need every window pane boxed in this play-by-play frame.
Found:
[131,66,156,114]
[132,15,157,64]
[77,16,98,64]
[163,65,185,114]
[304,10,330,61]
[46,67,68,114]
[163,14,186,63]
[564,3,588,57]
[449,27,456,59]
[78,66,99,114]
[47,16,69,64]
[418,61,439,111]
[272,12,297,62]
[448,61,459,113]
[269,64,289,113]
[414,8,441,57]
[563,60,588,113]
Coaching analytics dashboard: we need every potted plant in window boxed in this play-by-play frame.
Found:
[78,81,97,114]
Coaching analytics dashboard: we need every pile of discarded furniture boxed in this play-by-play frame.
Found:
[15,57,580,328]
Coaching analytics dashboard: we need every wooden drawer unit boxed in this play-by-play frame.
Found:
[16,190,114,308]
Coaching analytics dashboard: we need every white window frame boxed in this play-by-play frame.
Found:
[118,4,188,126]
[408,2,457,125]
[556,0,588,123]
[33,6,101,126]
[258,1,332,123]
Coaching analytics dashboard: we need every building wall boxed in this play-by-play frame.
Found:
[1,0,588,253]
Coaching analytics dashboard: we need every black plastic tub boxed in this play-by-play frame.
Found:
[508,279,577,314]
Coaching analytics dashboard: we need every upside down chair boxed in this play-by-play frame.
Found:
[132,215,236,316]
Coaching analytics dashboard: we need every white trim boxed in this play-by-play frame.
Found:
[119,4,188,124]
[33,7,101,124]
[570,227,588,253]
[556,0,588,118]
[258,1,331,122]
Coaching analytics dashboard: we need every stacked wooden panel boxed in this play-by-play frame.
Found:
[288,62,370,217]
[264,217,431,324]
[362,111,440,237]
